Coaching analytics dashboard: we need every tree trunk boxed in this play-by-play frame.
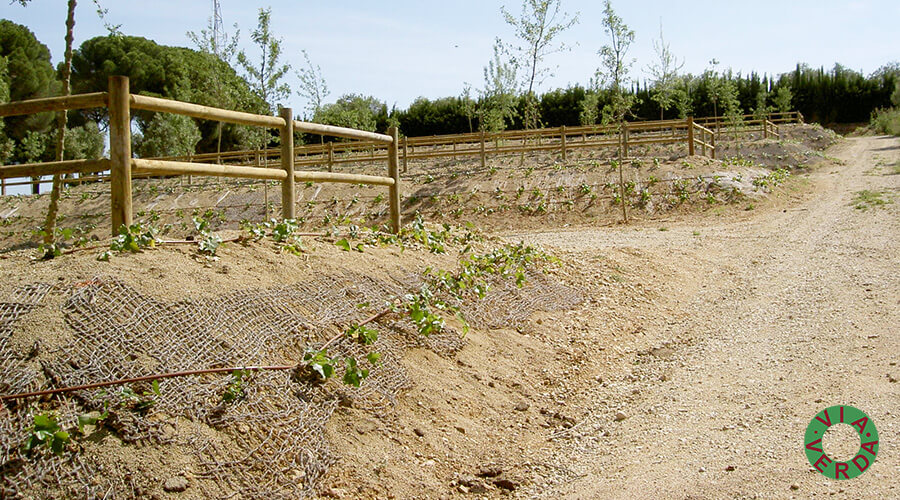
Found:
[43,0,76,247]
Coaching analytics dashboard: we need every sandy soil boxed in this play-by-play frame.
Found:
[509,135,899,498]
[1,129,894,499]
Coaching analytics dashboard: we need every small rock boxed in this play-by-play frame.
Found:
[494,478,518,491]
[698,467,706,473]
[455,426,466,434]
[660,373,669,382]
[477,466,503,478]
[614,412,627,422]
[725,465,736,472]
[650,346,675,359]
[888,374,898,383]
[457,485,470,494]
[469,483,489,494]
[413,428,426,437]
[790,483,800,491]
[515,402,530,412]
[163,476,189,493]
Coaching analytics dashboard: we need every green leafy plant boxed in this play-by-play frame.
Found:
[341,357,369,387]
[99,223,158,261]
[23,413,70,456]
[244,218,305,254]
[117,382,159,413]
[399,287,446,337]
[301,348,335,382]
[222,370,248,403]
[345,324,378,345]
[194,217,223,256]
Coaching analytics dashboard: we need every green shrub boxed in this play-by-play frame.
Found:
[870,108,900,136]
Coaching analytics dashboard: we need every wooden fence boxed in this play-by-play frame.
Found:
[154,115,722,176]
[152,111,801,176]
[0,76,402,235]
[0,87,805,201]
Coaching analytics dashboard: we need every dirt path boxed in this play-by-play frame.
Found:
[514,136,899,498]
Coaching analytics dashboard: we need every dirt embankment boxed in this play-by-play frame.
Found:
[2,124,888,500]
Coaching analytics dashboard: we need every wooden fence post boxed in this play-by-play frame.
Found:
[762,117,768,139]
[402,136,408,173]
[711,130,716,160]
[109,75,132,235]
[327,141,334,172]
[480,130,486,169]
[1,179,5,196]
[388,126,401,233]
[560,125,567,161]
[280,107,295,219]
[687,116,695,156]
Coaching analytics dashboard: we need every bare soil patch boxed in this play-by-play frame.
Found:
[2,124,883,499]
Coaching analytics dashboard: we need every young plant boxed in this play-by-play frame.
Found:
[222,370,248,403]
[23,413,70,456]
[98,222,158,260]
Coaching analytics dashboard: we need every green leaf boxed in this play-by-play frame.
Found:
[366,352,381,365]
[50,431,69,454]
[33,414,53,429]
[335,238,351,251]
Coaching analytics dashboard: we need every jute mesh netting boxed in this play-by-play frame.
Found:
[0,268,583,498]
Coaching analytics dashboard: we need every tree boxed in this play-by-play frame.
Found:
[133,113,201,158]
[479,39,519,133]
[703,59,726,123]
[70,35,264,152]
[187,5,240,158]
[597,0,636,125]
[646,22,683,120]
[461,83,476,133]
[579,78,600,125]
[539,84,585,126]
[0,57,14,163]
[596,0,635,223]
[295,50,329,120]
[398,96,469,137]
[63,121,104,160]
[237,7,290,116]
[13,0,118,238]
[773,84,793,113]
[314,94,385,132]
[236,7,290,151]
[500,0,578,129]
[753,87,771,120]
[719,72,743,135]
[0,20,56,167]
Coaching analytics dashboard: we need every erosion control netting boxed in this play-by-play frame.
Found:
[0,267,583,498]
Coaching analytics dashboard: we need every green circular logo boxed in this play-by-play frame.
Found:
[805,405,879,480]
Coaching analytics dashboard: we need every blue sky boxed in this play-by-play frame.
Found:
[3,0,898,114]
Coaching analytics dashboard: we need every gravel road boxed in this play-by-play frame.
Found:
[514,136,899,498]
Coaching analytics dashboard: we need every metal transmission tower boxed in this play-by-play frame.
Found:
[212,0,225,56]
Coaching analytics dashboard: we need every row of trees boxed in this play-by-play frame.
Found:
[3,4,899,165]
